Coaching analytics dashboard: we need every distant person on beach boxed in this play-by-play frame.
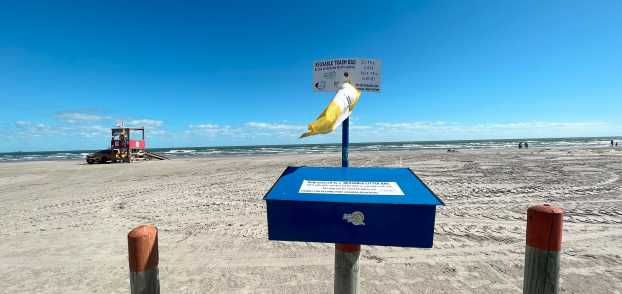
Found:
[518,142,523,149]
[524,142,529,148]
[611,140,615,147]
[616,142,619,147]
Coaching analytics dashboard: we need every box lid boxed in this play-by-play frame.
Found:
[264,166,443,206]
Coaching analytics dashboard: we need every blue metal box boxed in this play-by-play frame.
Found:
[264,166,444,248]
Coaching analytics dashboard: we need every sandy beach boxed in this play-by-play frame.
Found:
[0,148,621,293]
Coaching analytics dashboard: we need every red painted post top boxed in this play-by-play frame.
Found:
[336,243,361,253]
[526,204,564,252]
[128,224,159,272]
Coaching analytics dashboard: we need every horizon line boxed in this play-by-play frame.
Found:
[2,135,620,154]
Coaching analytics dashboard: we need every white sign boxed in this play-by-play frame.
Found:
[299,180,404,196]
[313,58,381,92]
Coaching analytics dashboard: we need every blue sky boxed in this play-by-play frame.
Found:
[1,1,621,152]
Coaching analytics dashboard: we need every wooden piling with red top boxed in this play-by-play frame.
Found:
[523,204,563,294]
[128,224,160,294]
[334,243,361,294]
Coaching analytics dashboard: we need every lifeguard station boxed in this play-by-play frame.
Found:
[111,126,146,162]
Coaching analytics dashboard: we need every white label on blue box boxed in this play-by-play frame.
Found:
[299,180,404,196]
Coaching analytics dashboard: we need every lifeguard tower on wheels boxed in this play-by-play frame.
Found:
[111,123,146,163]
[108,122,168,163]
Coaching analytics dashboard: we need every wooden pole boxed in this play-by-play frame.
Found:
[127,129,132,163]
[335,243,360,294]
[128,224,160,294]
[523,204,563,294]
[335,117,360,294]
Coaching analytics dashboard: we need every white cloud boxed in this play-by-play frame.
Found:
[75,125,110,138]
[245,122,304,131]
[186,121,306,139]
[189,123,222,130]
[56,112,109,123]
[118,119,167,137]
[350,120,616,141]
[187,123,239,137]
[182,120,613,142]
[14,118,112,139]
[375,121,455,131]
[55,112,163,129]
[5,113,170,151]
[374,121,609,133]
[14,121,71,137]
[8,117,616,151]
[126,119,163,128]
[15,120,32,127]
[245,122,307,138]
[350,124,373,130]
[473,122,608,130]
[22,114,167,139]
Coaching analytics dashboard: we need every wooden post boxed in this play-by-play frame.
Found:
[128,224,160,294]
[523,204,563,294]
[335,243,360,294]
[127,129,132,163]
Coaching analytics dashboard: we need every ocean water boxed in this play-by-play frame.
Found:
[0,137,620,162]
